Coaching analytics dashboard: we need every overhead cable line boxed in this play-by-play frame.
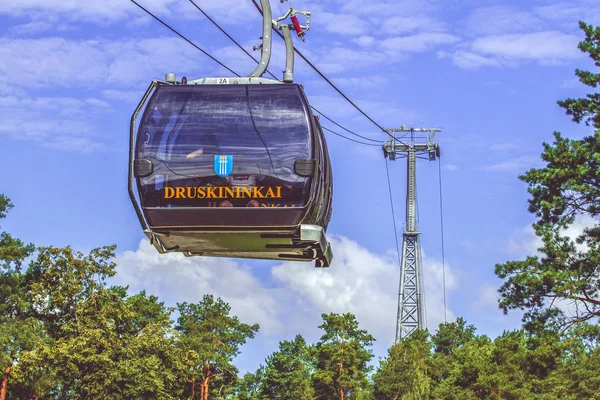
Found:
[314,109,384,143]
[132,0,380,147]
[438,156,448,323]
[385,158,403,276]
[385,159,402,267]
[250,0,395,140]
[188,0,259,66]
[187,0,383,144]
[129,0,239,77]
[188,0,278,81]
[132,1,384,149]
[322,126,383,147]
[414,172,428,329]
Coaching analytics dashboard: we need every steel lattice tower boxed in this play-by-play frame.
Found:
[383,127,441,342]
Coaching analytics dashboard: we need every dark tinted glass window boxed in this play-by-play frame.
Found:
[136,84,312,208]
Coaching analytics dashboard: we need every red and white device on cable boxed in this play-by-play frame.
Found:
[290,15,305,41]
[273,7,311,42]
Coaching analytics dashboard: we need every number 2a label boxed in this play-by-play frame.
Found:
[217,78,229,84]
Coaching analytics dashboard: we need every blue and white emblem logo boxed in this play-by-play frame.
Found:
[214,155,233,177]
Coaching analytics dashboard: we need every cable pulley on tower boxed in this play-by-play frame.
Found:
[382,128,441,161]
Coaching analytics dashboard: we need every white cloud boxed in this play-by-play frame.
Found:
[302,94,363,120]
[443,164,458,171]
[479,155,542,173]
[449,50,501,69]
[0,0,254,24]
[11,21,55,35]
[43,136,110,152]
[0,37,218,91]
[304,0,455,64]
[299,93,416,129]
[507,224,542,258]
[381,33,460,54]
[563,215,598,252]
[466,6,544,35]
[489,142,522,152]
[533,1,600,27]
[381,15,445,35]
[115,240,284,335]
[478,284,500,308]
[0,86,27,96]
[176,0,258,22]
[319,11,370,36]
[353,36,375,47]
[101,89,143,104]
[331,75,391,89]
[533,2,581,21]
[0,0,159,22]
[114,235,458,347]
[422,252,457,329]
[471,31,582,64]
[356,100,418,128]
[0,1,458,86]
[442,5,590,70]
[272,237,400,340]
[0,94,117,152]
[85,98,111,108]
[561,77,581,89]
[338,0,441,19]
[443,30,583,70]
[310,47,386,74]
[507,214,598,258]
[0,35,249,152]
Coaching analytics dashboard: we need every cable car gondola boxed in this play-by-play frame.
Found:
[128,0,333,267]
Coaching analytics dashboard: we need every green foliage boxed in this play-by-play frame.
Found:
[373,329,432,400]
[233,371,262,400]
[257,334,314,399]
[12,249,186,400]
[0,193,269,400]
[0,194,34,272]
[557,22,600,129]
[433,337,496,399]
[9,33,600,391]
[431,318,477,356]
[119,289,174,336]
[495,21,600,329]
[0,195,43,400]
[24,245,118,338]
[548,344,600,398]
[369,319,600,399]
[176,295,260,399]
[312,313,375,399]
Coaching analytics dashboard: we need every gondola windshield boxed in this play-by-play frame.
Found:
[136,84,313,208]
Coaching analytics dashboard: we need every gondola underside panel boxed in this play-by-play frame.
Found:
[144,225,332,267]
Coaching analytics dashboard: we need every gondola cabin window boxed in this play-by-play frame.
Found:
[136,84,313,208]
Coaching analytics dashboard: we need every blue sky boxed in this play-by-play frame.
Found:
[2,0,600,373]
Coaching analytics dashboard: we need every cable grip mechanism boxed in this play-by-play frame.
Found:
[273,7,311,41]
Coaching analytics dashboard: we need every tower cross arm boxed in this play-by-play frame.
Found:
[386,128,441,132]
[382,126,442,161]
